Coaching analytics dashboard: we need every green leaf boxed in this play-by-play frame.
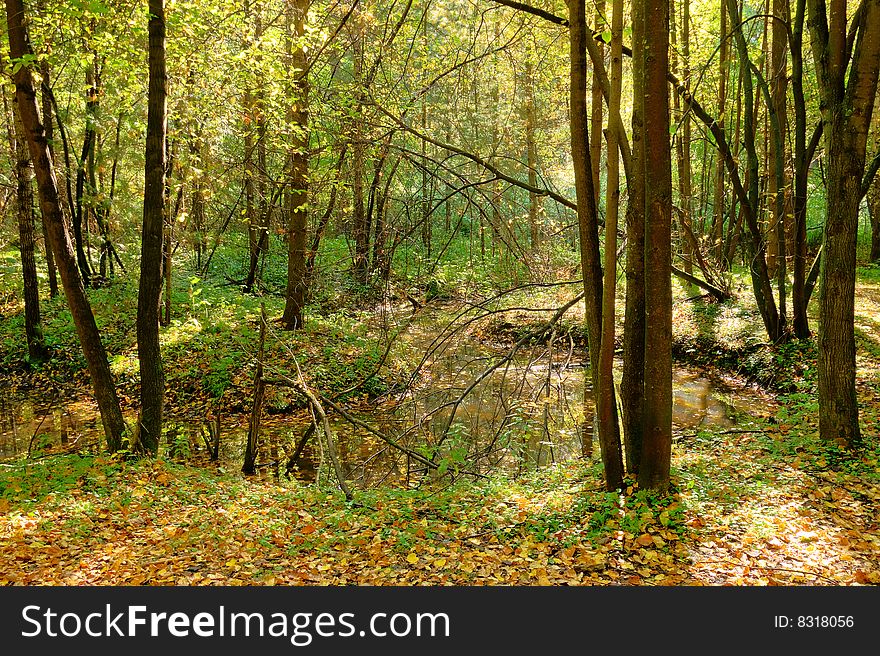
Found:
[601,30,612,44]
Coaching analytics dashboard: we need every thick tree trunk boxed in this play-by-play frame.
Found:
[639,0,673,492]
[808,0,880,448]
[136,0,167,455]
[281,0,310,330]
[569,0,623,491]
[6,0,126,451]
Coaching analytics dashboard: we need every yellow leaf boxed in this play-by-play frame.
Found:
[406,553,419,565]
[433,558,446,568]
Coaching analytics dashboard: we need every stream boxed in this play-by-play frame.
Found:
[0,304,775,488]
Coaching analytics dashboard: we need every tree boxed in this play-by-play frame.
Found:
[136,0,168,455]
[281,0,311,330]
[637,0,672,492]
[569,0,623,491]
[622,0,647,476]
[6,0,126,452]
[597,0,623,490]
[807,0,880,448]
[10,101,48,363]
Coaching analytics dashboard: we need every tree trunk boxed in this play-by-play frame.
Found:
[622,0,646,476]
[6,0,126,451]
[639,0,673,492]
[243,305,267,474]
[13,103,47,362]
[136,0,167,455]
[38,60,58,297]
[671,0,693,278]
[244,7,270,294]
[281,0,310,330]
[597,0,623,488]
[870,175,880,262]
[869,111,880,263]
[73,64,99,288]
[525,43,541,251]
[770,0,789,327]
[351,27,369,285]
[569,0,623,491]
[808,0,880,448]
[712,0,729,264]
[791,0,811,337]
[728,0,782,342]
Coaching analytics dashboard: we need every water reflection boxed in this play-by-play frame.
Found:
[0,309,770,488]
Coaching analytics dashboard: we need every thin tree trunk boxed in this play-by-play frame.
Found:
[569,0,623,491]
[13,103,47,362]
[622,0,646,476]
[712,0,729,264]
[281,0,310,330]
[597,0,622,486]
[868,110,880,262]
[525,42,540,251]
[243,304,267,474]
[770,0,789,327]
[591,0,605,213]
[791,0,811,337]
[39,59,58,297]
[136,0,167,455]
[728,0,782,342]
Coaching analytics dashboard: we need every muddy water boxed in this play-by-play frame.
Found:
[0,308,774,488]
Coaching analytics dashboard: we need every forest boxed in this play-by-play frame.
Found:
[0,0,878,586]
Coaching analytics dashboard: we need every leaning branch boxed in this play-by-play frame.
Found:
[671,265,731,301]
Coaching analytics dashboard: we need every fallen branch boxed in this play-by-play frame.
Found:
[671,264,732,302]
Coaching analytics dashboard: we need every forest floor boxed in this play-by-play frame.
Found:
[1,257,879,586]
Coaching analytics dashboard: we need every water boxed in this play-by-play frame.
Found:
[0,306,774,488]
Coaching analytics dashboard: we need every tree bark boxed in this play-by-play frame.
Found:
[38,59,58,297]
[622,0,647,477]
[282,0,310,330]
[136,0,167,455]
[868,110,880,262]
[808,0,880,448]
[525,42,541,250]
[597,0,623,488]
[6,0,126,451]
[791,0,812,337]
[638,0,673,492]
[13,102,47,362]
[569,0,623,491]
